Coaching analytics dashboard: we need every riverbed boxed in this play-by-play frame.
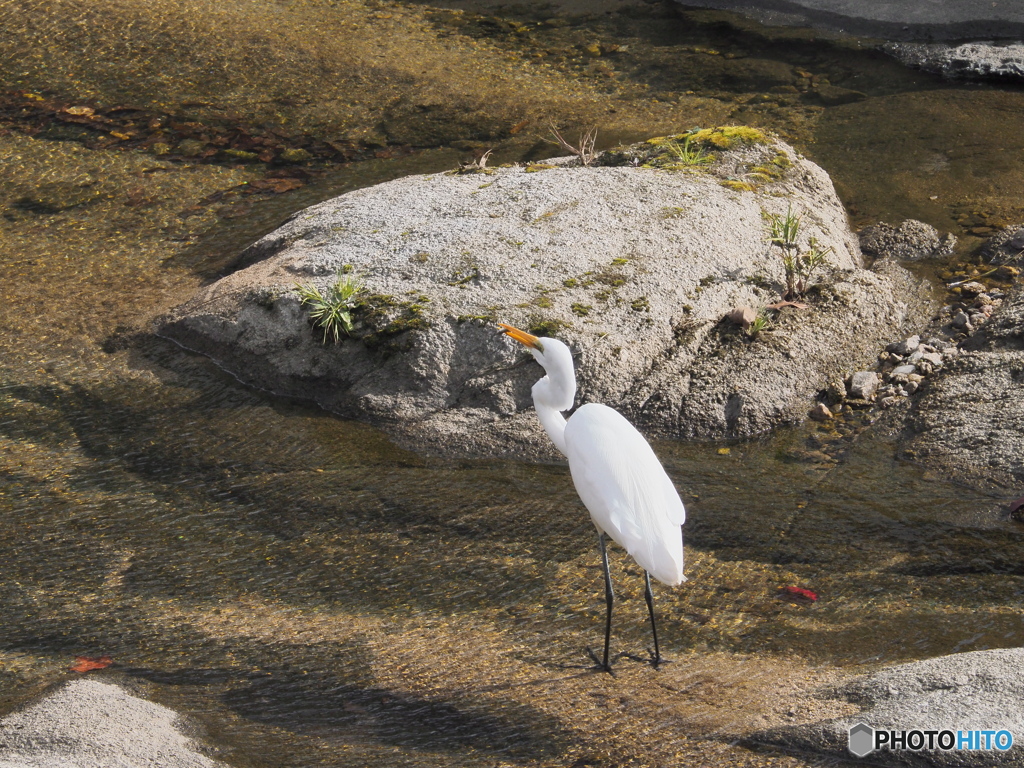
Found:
[1,2,1023,766]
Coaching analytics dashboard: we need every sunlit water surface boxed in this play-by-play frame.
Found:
[2,4,1024,767]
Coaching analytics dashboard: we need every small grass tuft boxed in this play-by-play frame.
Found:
[294,271,364,343]
[747,309,773,339]
[664,135,712,167]
[763,205,834,299]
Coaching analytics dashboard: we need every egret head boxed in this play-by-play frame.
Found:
[500,323,576,412]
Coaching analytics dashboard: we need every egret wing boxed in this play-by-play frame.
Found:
[564,403,686,585]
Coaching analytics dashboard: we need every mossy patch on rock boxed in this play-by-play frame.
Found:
[353,293,431,350]
[688,125,767,149]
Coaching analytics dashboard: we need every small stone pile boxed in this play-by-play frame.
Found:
[816,280,1009,417]
[813,334,955,418]
[872,334,953,406]
[936,282,1007,335]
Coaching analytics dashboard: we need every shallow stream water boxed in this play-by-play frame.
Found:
[2,3,1024,766]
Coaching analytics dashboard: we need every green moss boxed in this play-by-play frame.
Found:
[280,148,313,163]
[456,313,497,325]
[689,125,767,149]
[748,151,792,184]
[533,296,553,308]
[594,273,626,287]
[645,134,689,147]
[528,318,566,337]
[630,296,650,312]
[355,293,432,348]
[562,277,579,289]
[250,286,280,308]
[448,264,480,285]
[606,126,769,173]
[721,179,758,192]
[571,302,592,316]
[611,257,629,266]
[524,163,556,173]
[660,206,686,219]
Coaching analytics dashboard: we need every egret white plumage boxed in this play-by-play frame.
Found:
[500,323,686,671]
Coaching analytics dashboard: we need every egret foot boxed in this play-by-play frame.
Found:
[586,647,615,674]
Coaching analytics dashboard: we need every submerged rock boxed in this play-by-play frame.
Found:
[859,219,956,261]
[753,648,1024,766]
[159,134,933,458]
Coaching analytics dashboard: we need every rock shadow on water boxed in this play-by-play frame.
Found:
[220,665,568,761]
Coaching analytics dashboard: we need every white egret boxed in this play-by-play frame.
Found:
[500,323,686,672]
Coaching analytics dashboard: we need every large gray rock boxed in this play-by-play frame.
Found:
[885,42,1024,84]
[754,648,1024,766]
[0,679,224,768]
[676,0,1024,41]
[903,284,1024,489]
[159,135,933,458]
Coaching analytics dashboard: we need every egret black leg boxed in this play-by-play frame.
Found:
[644,570,661,667]
[598,531,614,672]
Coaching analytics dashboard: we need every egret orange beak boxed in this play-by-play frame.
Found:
[499,323,544,352]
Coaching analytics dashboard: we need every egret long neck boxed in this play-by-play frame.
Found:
[535,401,568,456]
[528,351,575,457]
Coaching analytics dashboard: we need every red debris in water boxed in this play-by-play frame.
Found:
[69,655,113,673]
[780,586,818,602]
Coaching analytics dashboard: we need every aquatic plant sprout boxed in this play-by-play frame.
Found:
[764,205,834,299]
[294,271,363,343]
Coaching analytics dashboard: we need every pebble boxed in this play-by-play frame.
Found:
[891,364,916,377]
[957,281,987,298]
[908,350,943,367]
[848,371,879,400]
[951,310,973,331]
[809,402,833,421]
[887,335,920,356]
